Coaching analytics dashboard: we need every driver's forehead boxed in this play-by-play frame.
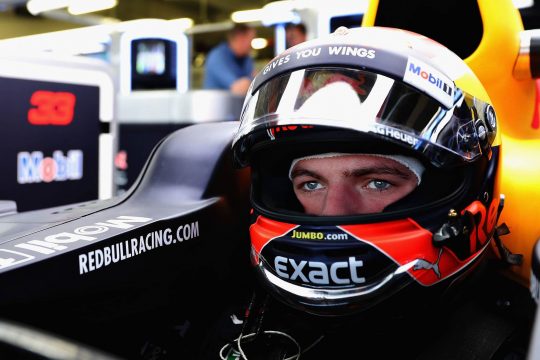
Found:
[293,154,410,172]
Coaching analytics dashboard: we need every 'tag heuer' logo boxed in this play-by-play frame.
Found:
[17,150,83,184]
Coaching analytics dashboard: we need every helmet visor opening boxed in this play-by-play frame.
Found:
[234,67,491,168]
[251,139,466,220]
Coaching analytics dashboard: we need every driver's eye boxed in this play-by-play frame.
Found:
[303,182,323,191]
[367,180,391,191]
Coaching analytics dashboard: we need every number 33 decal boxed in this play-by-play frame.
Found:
[27,90,76,126]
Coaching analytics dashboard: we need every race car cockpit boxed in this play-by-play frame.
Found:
[0,121,252,359]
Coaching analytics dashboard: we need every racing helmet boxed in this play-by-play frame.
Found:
[232,27,501,316]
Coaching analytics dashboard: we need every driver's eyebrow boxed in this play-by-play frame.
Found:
[348,166,412,179]
[291,166,413,180]
[290,168,323,180]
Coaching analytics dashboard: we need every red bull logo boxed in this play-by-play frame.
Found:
[17,150,83,184]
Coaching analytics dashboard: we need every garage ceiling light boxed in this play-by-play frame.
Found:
[251,37,268,49]
[168,18,194,30]
[231,9,263,23]
[27,0,69,15]
[68,0,118,15]
[27,0,118,15]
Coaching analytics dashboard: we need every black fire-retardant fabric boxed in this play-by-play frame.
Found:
[139,260,534,360]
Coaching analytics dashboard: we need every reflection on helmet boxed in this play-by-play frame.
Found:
[232,27,501,317]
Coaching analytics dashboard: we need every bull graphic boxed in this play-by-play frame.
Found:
[413,249,443,278]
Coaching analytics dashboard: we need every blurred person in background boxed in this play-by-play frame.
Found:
[203,23,256,96]
[285,23,307,48]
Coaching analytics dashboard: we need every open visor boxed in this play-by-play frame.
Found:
[233,67,495,168]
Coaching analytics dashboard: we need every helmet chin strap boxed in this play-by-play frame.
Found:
[288,152,425,185]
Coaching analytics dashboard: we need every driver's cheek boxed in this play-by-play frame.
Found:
[368,182,417,212]
[298,191,325,215]
[359,192,397,214]
[326,183,410,215]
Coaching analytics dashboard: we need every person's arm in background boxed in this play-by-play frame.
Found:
[231,55,255,96]
[204,48,252,96]
[229,77,251,96]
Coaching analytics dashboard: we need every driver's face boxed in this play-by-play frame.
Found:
[290,154,419,216]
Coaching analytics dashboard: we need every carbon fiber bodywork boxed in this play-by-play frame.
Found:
[0,121,253,358]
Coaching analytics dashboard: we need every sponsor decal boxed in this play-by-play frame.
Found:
[0,249,35,269]
[0,215,153,271]
[262,54,291,75]
[328,46,376,59]
[114,150,128,170]
[532,80,540,130]
[531,269,540,304]
[261,45,376,76]
[404,57,454,108]
[267,125,314,140]
[28,90,76,126]
[370,124,418,146]
[341,217,494,287]
[17,150,83,184]
[463,200,497,254]
[79,220,199,274]
[290,229,348,241]
[274,255,365,285]
[413,248,443,278]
